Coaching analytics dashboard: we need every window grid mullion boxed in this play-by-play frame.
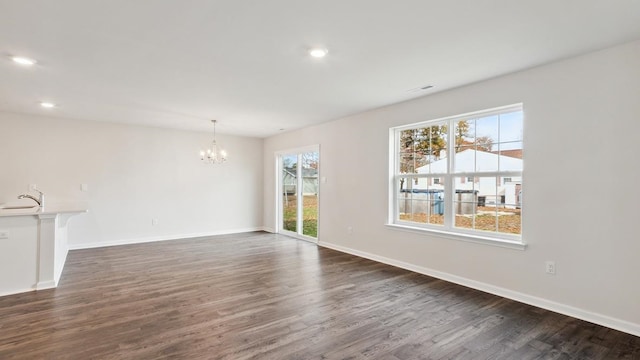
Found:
[444,119,455,230]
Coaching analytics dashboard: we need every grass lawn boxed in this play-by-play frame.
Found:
[283,196,520,236]
[400,206,521,234]
[282,195,318,237]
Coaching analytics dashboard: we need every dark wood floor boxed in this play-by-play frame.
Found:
[0,232,638,359]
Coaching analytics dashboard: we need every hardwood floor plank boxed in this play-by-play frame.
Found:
[0,232,638,359]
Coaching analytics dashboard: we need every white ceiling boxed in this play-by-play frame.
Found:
[1,1,639,138]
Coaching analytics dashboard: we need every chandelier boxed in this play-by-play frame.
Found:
[200,120,227,164]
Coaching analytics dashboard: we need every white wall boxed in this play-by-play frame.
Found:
[0,113,264,248]
[264,40,640,335]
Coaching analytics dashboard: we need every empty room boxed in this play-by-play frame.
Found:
[1,1,639,359]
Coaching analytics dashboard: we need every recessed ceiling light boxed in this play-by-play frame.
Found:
[40,102,56,108]
[12,56,37,66]
[309,48,328,58]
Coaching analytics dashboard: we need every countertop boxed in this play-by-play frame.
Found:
[0,203,88,218]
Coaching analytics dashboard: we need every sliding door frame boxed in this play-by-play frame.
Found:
[275,145,320,243]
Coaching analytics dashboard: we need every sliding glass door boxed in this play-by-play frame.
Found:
[278,147,319,241]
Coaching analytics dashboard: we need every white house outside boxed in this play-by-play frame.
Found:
[400,149,522,215]
[282,168,319,195]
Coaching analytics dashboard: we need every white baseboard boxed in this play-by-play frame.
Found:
[262,226,276,233]
[36,280,56,290]
[0,286,36,297]
[69,227,265,250]
[319,241,640,338]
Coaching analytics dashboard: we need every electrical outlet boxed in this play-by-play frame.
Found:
[81,184,88,192]
[152,218,159,226]
[29,184,37,191]
[546,261,556,275]
[0,231,9,239]
[347,226,353,234]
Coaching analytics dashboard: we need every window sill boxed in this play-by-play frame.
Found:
[384,223,527,250]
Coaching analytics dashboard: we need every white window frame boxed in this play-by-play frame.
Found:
[387,104,525,250]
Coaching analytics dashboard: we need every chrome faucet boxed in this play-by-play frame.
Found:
[18,189,44,207]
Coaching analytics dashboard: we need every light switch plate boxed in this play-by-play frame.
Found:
[0,231,9,239]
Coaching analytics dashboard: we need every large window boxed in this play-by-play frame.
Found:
[390,104,523,244]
